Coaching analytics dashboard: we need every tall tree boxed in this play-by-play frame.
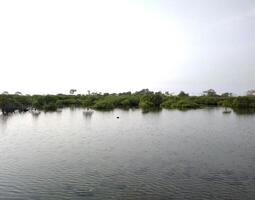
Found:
[203,89,217,97]
[69,89,77,95]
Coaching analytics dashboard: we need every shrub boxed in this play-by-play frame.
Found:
[139,100,154,110]
[43,102,57,111]
[172,99,200,109]
[160,98,179,109]
[233,97,250,108]
[93,100,114,110]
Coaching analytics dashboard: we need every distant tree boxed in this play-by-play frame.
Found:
[2,91,9,95]
[139,92,163,109]
[165,91,174,96]
[221,92,233,97]
[0,95,16,114]
[119,91,132,95]
[178,91,189,97]
[87,90,91,95]
[15,91,22,95]
[135,89,153,95]
[203,89,217,97]
[69,89,77,95]
[247,90,255,96]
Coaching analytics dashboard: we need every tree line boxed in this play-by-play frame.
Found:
[1,89,255,114]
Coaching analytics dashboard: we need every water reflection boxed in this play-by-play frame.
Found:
[31,113,40,121]
[0,114,10,123]
[141,108,162,114]
[82,112,93,120]
[0,114,11,131]
[233,108,255,115]
[0,108,255,199]
[56,108,62,113]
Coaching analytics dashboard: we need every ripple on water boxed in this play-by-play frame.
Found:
[0,108,255,199]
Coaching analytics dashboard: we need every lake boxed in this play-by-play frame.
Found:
[0,108,255,199]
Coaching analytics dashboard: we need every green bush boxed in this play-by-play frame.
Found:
[2,91,255,113]
[233,97,250,108]
[160,98,179,109]
[139,100,154,110]
[93,100,114,110]
[195,97,219,106]
[217,99,233,107]
[173,99,200,109]
[140,93,163,108]
[43,102,57,111]
[120,99,131,108]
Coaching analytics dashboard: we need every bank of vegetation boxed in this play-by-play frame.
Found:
[1,89,255,114]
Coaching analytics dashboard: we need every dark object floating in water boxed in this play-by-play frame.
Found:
[116,116,119,119]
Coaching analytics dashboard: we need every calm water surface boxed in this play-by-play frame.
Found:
[0,108,255,199]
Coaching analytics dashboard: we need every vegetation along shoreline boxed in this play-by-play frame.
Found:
[1,89,255,115]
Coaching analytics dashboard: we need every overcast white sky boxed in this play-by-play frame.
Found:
[0,0,255,95]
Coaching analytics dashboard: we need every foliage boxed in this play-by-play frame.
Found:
[221,92,232,97]
[173,99,200,109]
[217,98,234,107]
[194,96,219,106]
[203,89,217,97]
[43,102,57,111]
[1,89,255,114]
[178,91,189,97]
[93,100,114,110]
[139,92,163,109]
[160,97,179,109]
[139,100,154,110]
[233,97,251,108]
[161,97,199,109]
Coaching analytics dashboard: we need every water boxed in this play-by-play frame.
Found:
[0,108,255,200]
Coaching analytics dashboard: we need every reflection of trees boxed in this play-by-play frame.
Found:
[142,108,162,114]
[83,112,93,119]
[0,114,11,124]
[233,108,255,115]
[0,114,12,131]
[31,113,40,120]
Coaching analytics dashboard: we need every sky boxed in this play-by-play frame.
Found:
[0,0,255,95]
